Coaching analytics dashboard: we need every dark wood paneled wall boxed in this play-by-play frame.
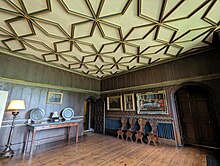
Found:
[101,49,220,91]
[0,53,100,92]
[201,78,220,127]
[100,48,220,124]
[0,53,100,151]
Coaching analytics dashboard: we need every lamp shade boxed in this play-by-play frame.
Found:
[7,100,25,111]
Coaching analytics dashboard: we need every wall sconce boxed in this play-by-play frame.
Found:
[0,100,25,158]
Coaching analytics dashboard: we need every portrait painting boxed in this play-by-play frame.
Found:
[124,93,135,111]
[107,95,123,111]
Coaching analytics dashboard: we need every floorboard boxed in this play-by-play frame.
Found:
[0,133,213,166]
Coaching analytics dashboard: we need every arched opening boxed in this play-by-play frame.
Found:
[84,97,105,134]
[84,96,96,132]
[174,83,219,147]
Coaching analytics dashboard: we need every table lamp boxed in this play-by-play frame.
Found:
[0,100,25,158]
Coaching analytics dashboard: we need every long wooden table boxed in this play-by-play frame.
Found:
[24,119,82,155]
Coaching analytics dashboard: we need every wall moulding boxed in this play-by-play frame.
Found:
[1,116,84,128]
[0,77,100,95]
[105,115,173,122]
[101,73,220,94]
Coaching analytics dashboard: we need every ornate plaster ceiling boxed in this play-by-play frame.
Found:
[0,0,219,78]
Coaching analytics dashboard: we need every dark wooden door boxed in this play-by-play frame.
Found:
[175,85,217,147]
[94,98,105,134]
[84,101,95,131]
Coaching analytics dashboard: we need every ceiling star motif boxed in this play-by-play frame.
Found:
[0,0,219,78]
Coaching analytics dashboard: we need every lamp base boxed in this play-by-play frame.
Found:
[0,146,14,158]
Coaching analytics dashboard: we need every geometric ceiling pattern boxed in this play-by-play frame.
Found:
[0,0,219,78]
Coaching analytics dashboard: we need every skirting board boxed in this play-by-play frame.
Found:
[158,137,176,146]
[0,132,83,152]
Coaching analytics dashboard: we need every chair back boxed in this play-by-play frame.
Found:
[121,117,128,130]
[138,118,146,133]
[128,118,136,130]
[149,119,158,134]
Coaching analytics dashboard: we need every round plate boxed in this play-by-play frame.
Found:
[30,108,45,122]
[61,108,74,120]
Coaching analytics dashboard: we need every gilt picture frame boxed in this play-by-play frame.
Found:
[136,91,167,114]
[107,95,123,111]
[47,92,63,104]
[124,93,135,111]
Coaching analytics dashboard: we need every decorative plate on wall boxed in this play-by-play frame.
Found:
[30,108,45,123]
[61,108,74,121]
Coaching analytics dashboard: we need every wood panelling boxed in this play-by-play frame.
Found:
[0,82,98,151]
[101,49,220,148]
[0,52,100,152]
[0,53,100,92]
[201,79,220,128]
[164,63,174,81]
[101,49,220,91]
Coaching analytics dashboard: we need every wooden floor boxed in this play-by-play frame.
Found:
[0,133,211,166]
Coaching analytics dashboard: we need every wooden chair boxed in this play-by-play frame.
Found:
[117,129,124,139]
[147,119,159,146]
[117,117,128,139]
[135,118,146,143]
[126,118,136,141]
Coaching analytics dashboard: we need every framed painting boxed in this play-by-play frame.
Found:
[47,92,63,104]
[124,93,135,111]
[107,95,123,111]
[136,91,167,114]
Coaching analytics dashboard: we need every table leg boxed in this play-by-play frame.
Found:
[76,125,79,143]
[67,126,71,140]
[30,130,36,156]
[23,130,30,155]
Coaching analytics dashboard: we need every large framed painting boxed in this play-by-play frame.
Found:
[136,91,167,114]
[47,92,63,104]
[124,93,135,111]
[107,95,123,111]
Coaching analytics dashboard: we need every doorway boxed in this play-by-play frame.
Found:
[175,84,219,147]
[84,97,95,132]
